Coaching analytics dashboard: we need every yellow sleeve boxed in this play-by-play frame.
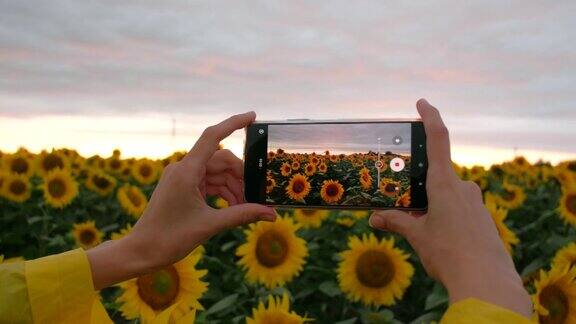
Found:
[0,261,33,323]
[0,248,113,324]
[441,298,533,324]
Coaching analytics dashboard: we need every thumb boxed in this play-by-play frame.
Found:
[216,203,277,229]
[369,210,419,237]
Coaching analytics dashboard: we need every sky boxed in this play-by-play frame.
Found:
[0,1,575,166]
[268,123,411,155]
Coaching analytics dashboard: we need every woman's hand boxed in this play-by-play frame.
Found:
[369,99,532,317]
[87,112,276,290]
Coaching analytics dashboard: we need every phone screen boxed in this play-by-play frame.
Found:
[244,120,427,210]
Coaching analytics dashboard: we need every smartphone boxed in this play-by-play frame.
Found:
[244,119,427,211]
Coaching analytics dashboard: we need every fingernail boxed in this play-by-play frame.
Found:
[417,98,429,107]
[261,212,277,222]
[369,214,385,229]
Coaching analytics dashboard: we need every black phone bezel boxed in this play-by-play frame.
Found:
[244,120,427,211]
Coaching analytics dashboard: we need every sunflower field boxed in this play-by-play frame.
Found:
[1,147,576,324]
[266,150,411,208]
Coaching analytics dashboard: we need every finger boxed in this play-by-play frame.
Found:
[186,112,256,164]
[218,186,238,206]
[226,174,245,204]
[416,99,452,173]
[206,173,244,203]
[207,149,244,179]
[369,210,420,238]
[216,203,277,229]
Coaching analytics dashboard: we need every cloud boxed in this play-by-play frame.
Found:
[0,0,574,154]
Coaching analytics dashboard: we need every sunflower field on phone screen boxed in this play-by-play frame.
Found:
[1,147,576,324]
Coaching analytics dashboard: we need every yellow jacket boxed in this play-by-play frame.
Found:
[0,249,531,323]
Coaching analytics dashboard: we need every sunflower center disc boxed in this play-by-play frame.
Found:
[502,189,516,201]
[539,285,568,324]
[126,189,142,207]
[137,266,180,311]
[43,154,64,172]
[292,180,305,194]
[80,229,96,245]
[267,179,273,187]
[48,179,66,198]
[355,250,395,288]
[110,159,121,170]
[140,165,152,177]
[385,183,396,193]
[255,230,289,268]
[566,194,576,214]
[12,158,29,174]
[93,175,111,189]
[326,184,338,197]
[10,180,26,195]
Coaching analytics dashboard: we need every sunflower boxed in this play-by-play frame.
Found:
[512,156,531,172]
[359,168,373,190]
[285,174,311,202]
[291,161,301,171]
[494,182,526,209]
[117,247,208,323]
[236,216,308,288]
[379,178,400,197]
[320,180,344,204]
[72,221,103,249]
[293,209,330,229]
[246,293,307,324]
[111,223,134,240]
[393,188,410,207]
[338,234,414,307]
[533,265,576,324]
[304,163,316,176]
[318,162,327,173]
[281,163,292,177]
[559,189,576,226]
[85,169,117,196]
[3,153,34,177]
[1,173,31,203]
[132,159,159,185]
[106,156,124,174]
[41,169,78,208]
[309,155,320,166]
[117,185,148,218]
[329,155,339,163]
[484,193,519,254]
[553,243,576,270]
[214,197,229,209]
[268,151,276,160]
[266,176,276,194]
[37,151,69,176]
[336,217,356,227]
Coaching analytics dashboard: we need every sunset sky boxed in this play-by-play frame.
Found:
[268,123,411,155]
[0,1,575,166]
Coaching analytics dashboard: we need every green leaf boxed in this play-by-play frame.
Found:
[520,257,547,277]
[335,318,358,324]
[204,293,239,316]
[319,280,341,297]
[424,283,448,311]
[409,311,441,324]
[220,241,237,252]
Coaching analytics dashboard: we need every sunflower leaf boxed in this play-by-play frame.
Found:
[204,293,239,316]
[319,280,341,297]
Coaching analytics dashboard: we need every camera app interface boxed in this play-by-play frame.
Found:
[266,123,412,207]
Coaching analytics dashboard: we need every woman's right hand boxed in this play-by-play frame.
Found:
[369,99,532,317]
